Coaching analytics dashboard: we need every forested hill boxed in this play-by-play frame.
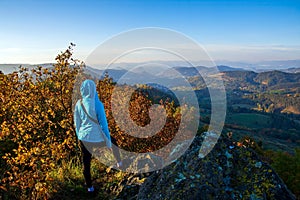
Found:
[219,70,300,92]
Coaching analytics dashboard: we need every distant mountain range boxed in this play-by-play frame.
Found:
[214,59,300,72]
[1,60,300,75]
[1,61,300,90]
[0,63,53,74]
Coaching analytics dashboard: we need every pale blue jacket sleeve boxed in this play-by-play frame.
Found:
[95,100,112,148]
[74,102,82,137]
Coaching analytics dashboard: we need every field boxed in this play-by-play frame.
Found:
[226,113,272,129]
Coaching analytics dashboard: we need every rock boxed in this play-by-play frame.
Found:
[137,133,296,200]
[120,153,164,173]
[255,161,262,168]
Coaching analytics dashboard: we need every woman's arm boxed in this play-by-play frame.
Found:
[96,100,112,148]
[74,102,82,137]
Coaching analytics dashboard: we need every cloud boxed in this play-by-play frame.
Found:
[204,44,300,62]
[1,44,299,64]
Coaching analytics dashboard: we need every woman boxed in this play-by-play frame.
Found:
[74,79,121,193]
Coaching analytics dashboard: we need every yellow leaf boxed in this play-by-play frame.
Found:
[0,186,7,192]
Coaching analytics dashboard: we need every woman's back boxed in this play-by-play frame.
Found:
[74,80,110,146]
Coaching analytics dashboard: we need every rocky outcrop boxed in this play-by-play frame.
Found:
[137,132,296,200]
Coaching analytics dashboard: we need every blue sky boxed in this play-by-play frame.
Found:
[0,0,300,64]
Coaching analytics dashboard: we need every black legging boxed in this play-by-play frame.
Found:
[80,137,121,188]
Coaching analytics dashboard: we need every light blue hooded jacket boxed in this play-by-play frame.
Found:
[74,80,112,148]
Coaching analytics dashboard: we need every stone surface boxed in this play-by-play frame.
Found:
[136,132,296,200]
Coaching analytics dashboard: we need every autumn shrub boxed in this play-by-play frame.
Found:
[96,76,196,154]
[0,43,197,199]
[0,44,82,199]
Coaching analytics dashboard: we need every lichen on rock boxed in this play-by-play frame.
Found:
[137,133,296,200]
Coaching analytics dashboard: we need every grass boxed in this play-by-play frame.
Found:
[48,157,120,200]
[46,155,144,200]
[231,104,255,109]
[49,157,84,184]
[226,113,272,129]
[0,155,131,200]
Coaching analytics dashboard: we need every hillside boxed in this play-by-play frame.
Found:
[1,54,300,199]
[210,70,300,92]
[182,69,300,160]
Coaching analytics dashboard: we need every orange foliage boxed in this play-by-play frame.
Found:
[0,44,196,199]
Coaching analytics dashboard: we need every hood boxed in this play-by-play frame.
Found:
[79,79,98,119]
[80,80,96,99]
